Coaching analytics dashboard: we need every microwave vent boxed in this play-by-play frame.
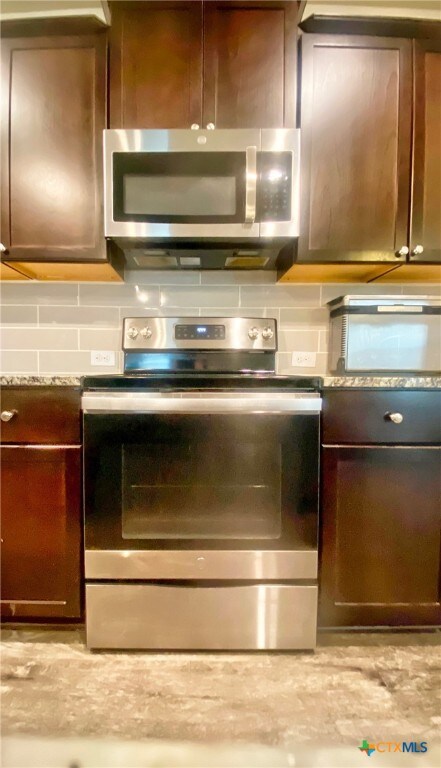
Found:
[225,255,270,269]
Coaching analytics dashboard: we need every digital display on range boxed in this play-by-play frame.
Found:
[175,324,226,340]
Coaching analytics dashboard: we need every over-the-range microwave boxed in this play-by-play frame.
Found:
[103,128,300,270]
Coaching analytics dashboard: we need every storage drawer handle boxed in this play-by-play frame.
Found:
[1,409,17,422]
[385,412,404,424]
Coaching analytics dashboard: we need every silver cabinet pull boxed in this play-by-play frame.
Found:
[411,244,424,256]
[385,412,404,424]
[395,246,409,257]
[190,124,200,130]
[206,123,215,130]
[0,242,9,255]
[245,146,257,225]
[1,410,17,422]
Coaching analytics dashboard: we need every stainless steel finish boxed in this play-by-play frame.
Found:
[86,583,318,650]
[82,391,322,415]
[122,316,277,351]
[260,128,300,238]
[385,412,404,424]
[411,244,424,256]
[262,326,274,340]
[85,549,318,580]
[103,128,300,239]
[245,145,257,224]
[190,124,200,130]
[1,410,17,422]
[327,295,441,374]
[206,123,215,130]
[248,326,259,340]
[396,246,409,257]
[140,326,152,339]
[127,326,138,339]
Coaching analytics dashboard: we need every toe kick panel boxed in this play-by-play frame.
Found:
[86,583,318,650]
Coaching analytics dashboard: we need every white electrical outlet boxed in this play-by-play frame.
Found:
[291,351,316,368]
[91,351,116,366]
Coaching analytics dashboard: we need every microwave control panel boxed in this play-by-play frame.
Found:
[257,152,292,222]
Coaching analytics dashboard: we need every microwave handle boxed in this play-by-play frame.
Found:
[245,146,257,224]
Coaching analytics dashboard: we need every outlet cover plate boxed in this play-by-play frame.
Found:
[91,350,116,366]
[291,351,316,368]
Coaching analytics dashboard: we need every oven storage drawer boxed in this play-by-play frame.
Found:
[86,583,318,650]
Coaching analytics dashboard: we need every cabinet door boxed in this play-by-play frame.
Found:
[298,35,412,264]
[320,446,441,627]
[1,33,106,263]
[410,39,441,264]
[203,1,297,128]
[0,446,82,620]
[109,1,202,128]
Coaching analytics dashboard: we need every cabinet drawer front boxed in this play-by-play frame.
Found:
[323,390,441,444]
[0,387,80,444]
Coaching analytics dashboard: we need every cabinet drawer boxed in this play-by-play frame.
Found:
[0,387,80,445]
[322,390,441,445]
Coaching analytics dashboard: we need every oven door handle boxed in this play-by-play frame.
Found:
[82,393,322,414]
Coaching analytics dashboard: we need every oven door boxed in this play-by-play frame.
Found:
[104,129,260,239]
[83,392,320,581]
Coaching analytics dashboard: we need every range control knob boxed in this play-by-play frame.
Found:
[262,326,274,340]
[248,326,260,340]
[140,326,152,339]
[127,327,139,340]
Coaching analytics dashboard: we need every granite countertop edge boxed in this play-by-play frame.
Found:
[1,374,441,388]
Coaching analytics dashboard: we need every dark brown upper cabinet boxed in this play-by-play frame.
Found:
[410,39,441,265]
[109,1,298,130]
[1,32,107,264]
[298,32,441,274]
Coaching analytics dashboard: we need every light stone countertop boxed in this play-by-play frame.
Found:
[1,374,440,388]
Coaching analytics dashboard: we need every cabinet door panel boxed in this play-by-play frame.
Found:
[299,35,412,263]
[203,1,297,128]
[410,40,441,264]
[0,446,82,620]
[1,34,106,262]
[320,447,441,627]
[109,1,202,129]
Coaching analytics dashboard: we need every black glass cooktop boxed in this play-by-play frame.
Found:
[81,374,322,392]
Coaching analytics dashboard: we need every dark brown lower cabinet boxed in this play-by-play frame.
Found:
[0,446,82,620]
[319,446,441,627]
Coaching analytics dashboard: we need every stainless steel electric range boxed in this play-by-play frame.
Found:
[82,317,322,650]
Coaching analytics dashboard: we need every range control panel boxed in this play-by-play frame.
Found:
[257,152,292,222]
[123,317,277,351]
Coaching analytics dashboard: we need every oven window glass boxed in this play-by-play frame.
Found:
[121,441,281,539]
[123,176,236,217]
[112,152,246,224]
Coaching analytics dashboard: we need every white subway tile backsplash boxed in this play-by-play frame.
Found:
[0,350,38,373]
[1,327,78,351]
[79,328,121,351]
[0,283,78,305]
[39,350,122,374]
[39,306,120,327]
[1,277,434,377]
[160,285,240,308]
[200,271,277,285]
[0,306,38,325]
[240,285,320,308]
[277,352,327,376]
[79,284,160,307]
[278,330,320,354]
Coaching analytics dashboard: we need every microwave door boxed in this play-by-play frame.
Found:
[104,130,261,239]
